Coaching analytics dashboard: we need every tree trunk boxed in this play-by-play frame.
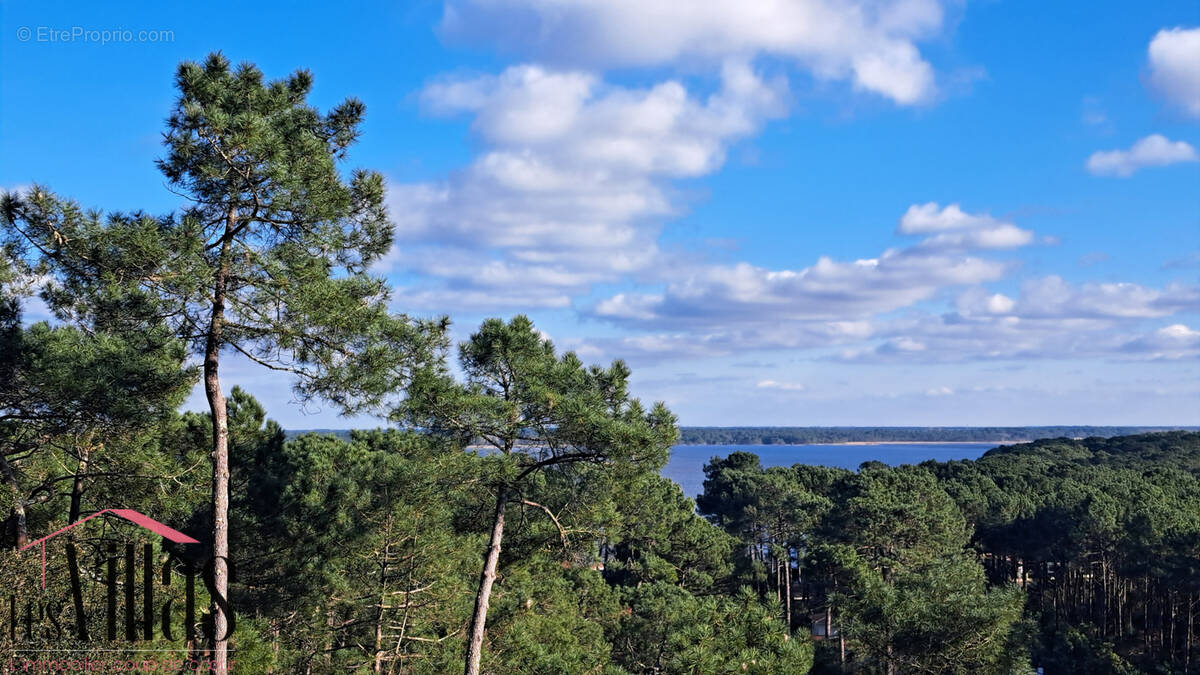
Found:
[65,446,90,640]
[838,609,845,664]
[1186,593,1193,671]
[835,578,845,664]
[1170,591,1177,663]
[374,515,392,674]
[205,226,234,673]
[69,443,88,524]
[465,486,508,675]
[374,584,386,674]
[324,605,335,669]
[0,453,26,549]
[783,548,792,631]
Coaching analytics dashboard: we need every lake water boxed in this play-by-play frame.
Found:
[662,443,1000,499]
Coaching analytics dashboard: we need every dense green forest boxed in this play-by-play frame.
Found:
[698,432,1200,673]
[3,54,1198,674]
[677,427,1199,445]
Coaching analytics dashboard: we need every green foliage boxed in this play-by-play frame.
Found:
[403,315,677,475]
[1032,626,1138,674]
[837,549,1027,673]
[837,465,968,570]
[607,474,734,591]
[483,560,619,674]
[613,585,813,674]
[700,456,1031,674]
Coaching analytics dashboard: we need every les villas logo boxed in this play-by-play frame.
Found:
[3,509,235,652]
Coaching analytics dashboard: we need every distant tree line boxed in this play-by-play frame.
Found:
[677,426,1197,445]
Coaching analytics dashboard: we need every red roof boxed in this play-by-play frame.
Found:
[20,508,200,551]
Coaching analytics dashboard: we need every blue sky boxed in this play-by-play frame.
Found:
[2,0,1198,427]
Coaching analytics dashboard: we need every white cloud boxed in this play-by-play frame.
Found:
[1147,27,1200,117]
[386,62,787,310]
[898,202,997,233]
[757,379,806,391]
[958,276,1200,321]
[956,289,1015,315]
[589,268,1200,365]
[918,224,1034,251]
[591,251,1010,328]
[419,62,786,178]
[897,202,1034,250]
[1121,324,1200,360]
[589,202,1043,332]
[441,0,950,104]
[1086,134,1199,177]
[829,276,1200,364]
[538,184,1200,367]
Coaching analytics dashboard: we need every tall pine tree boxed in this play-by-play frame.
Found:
[3,53,443,669]
[400,316,677,675]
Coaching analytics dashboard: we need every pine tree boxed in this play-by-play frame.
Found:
[399,315,677,675]
[3,54,443,669]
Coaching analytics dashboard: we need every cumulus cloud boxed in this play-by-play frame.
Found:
[958,276,1200,320]
[1121,324,1200,360]
[592,250,1009,328]
[898,202,1033,251]
[955,289,1016,315]
[1086,134,1199,177]
[420,62,786,175]
[386,62,786,309]
[917,224,1034,251]
[580,268,1200,366]
[830,277,1200,364]
[898,202,997,233]
[838,314,1157,364]
[494,179,1200,367]
[1147,27,1200,117]
[589,203,1042,344]
[440,0,950,104]
[588,265,1200,365]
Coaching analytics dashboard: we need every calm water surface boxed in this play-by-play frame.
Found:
[662,443,1000,500]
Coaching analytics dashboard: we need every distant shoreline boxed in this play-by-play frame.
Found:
[289,427,1199,448]
[673,440,1022,447]
[674,440,1042,447]
[672,441,1027,446]
[825,440,1022,446]
[674,426,1198,446]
